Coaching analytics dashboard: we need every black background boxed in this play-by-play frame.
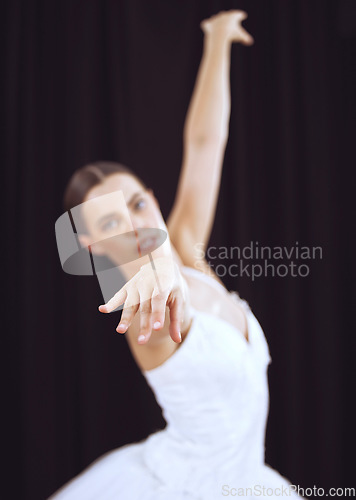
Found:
[2,1,355,499]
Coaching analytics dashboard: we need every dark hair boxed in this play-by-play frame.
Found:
[63,161,147,214]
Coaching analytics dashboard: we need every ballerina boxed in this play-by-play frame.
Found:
[51,10,303,499]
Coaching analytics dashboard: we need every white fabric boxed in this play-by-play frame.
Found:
[49,267,302,499]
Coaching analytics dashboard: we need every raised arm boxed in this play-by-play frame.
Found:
[167,10,253,270]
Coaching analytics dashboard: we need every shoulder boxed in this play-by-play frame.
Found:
[178,258,227,291]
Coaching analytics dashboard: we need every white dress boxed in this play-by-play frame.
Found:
[49,267,303,499]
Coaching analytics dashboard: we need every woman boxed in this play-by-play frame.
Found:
[51,11,303,500]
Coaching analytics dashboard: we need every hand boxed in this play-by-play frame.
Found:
[98,257,187,345]
[200,10,254,46]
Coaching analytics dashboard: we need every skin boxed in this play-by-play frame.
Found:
[78,10,254,371]
[79,174,176,276]
[79,173,190,347]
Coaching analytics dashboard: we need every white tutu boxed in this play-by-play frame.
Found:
[49,268,302,499]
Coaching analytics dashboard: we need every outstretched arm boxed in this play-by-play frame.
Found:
[167,11,253,270]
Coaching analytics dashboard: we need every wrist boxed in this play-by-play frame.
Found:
[203,32,231,51]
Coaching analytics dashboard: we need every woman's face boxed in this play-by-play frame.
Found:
[80,173,170,266]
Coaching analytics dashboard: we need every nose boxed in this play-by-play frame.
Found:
[130,214,150,231]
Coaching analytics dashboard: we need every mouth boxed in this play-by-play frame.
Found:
[138,236,158,253]
[133,228,167,257]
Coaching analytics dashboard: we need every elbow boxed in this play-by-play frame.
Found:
[183,129,228,149]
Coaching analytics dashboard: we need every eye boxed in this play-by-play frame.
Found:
[101,219,119,232]
[134,198,146,210]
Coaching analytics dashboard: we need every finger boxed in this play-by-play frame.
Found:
[116,291,140,333]
[137,293,153,345]
[168,291,184,344]
[151,288,169,331]
[234,10,248,21]
[99,287,127,313]
[239,28,254,45]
